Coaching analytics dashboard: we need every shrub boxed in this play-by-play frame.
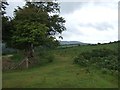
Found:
[73,48,118,74]
[37,48,54,65]
[74,54,89,67]
[101,68,109,74]
[46,53,54,63]
[91,48,113,57]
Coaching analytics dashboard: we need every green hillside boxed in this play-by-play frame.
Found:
[2,42,119,88]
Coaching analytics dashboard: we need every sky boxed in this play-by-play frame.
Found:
[6,0,119,44]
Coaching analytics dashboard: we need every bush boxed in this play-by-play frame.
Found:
[91,48,113,57]
[45,53,54,63]
[37,48,54,65]
[74,54,89,67]
[101,68,109,74]
[73,48,118,74]
[10,53,24,63]
[2,48,17,55]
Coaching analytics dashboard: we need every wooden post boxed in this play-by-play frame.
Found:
[26,58,29,69]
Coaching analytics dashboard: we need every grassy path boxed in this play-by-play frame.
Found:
[2,47,118,88]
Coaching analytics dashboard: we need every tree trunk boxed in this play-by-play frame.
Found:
[29,44,34,57]
[25,43,34,69]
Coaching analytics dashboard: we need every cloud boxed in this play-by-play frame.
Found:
[79,22,114,31]
[5,1,118,44]
[6,1,25,17]
[60,2,85,14]
[59,2,118,44]
[59,0,119,2]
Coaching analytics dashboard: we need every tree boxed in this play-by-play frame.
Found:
[1,1,12,44]
[2,16,13,44]
[11,1,66,68]
[1,1,9,16]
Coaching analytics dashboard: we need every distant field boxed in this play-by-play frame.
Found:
[2,42,118,88]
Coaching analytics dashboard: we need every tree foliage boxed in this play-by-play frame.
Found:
[1,1,9,15]
[9,1,66,68]
[11,1,66,51]
[2,16,12,43]
[1,1,12,44]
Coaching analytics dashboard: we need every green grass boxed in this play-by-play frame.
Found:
[2,43,118,88]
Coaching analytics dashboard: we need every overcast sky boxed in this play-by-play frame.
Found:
[6,0,118,44]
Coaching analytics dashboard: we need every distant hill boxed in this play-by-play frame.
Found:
[59,41,88,45]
